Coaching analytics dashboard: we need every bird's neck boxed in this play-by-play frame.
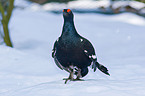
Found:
[62,20,78,37]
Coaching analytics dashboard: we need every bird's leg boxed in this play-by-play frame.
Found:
[75,68,81,80]
[74,68,84,81]
[63,65,74,84]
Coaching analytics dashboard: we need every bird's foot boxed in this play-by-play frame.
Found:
[63,78,84,84]
[63,78,74,84]
[73,78,84,81]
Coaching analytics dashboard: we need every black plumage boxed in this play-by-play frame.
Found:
[52,9,110,83]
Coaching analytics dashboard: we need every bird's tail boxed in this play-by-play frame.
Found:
[92,61,110,76]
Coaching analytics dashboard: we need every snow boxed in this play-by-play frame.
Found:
[16,0,145,13]
[112,1,145,10]
[0,1,145,96]
[68,0,110,10]
[110,13,145,26]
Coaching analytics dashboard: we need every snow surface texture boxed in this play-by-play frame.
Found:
[1,2,145,96]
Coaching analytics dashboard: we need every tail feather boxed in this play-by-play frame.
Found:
[92,62,110,76]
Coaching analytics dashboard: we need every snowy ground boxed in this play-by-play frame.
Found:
[0,2,145,96]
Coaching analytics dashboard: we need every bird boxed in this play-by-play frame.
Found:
[52,9,110,84]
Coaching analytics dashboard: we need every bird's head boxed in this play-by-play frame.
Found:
[63,9,74,21]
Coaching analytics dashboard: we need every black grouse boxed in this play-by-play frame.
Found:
[52,9,110,84]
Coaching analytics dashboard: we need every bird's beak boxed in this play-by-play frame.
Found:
[63,12,68,16]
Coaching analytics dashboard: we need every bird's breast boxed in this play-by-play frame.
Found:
[55,38,91,68]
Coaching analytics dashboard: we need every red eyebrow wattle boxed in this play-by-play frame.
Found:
[67,9,71,12]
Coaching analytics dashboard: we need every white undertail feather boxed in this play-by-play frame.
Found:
[80,38,83,42]
[84,50,88,53]
[92,55,97,59]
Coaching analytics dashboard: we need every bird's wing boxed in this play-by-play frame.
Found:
[80,37,97,71]
[80,37,110,75]
[81,37,97,60]
[54,55,64,70]
[52,37,60,58]
[52,40,57,58]
[80,37,99,72]
[52,38,64,70]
